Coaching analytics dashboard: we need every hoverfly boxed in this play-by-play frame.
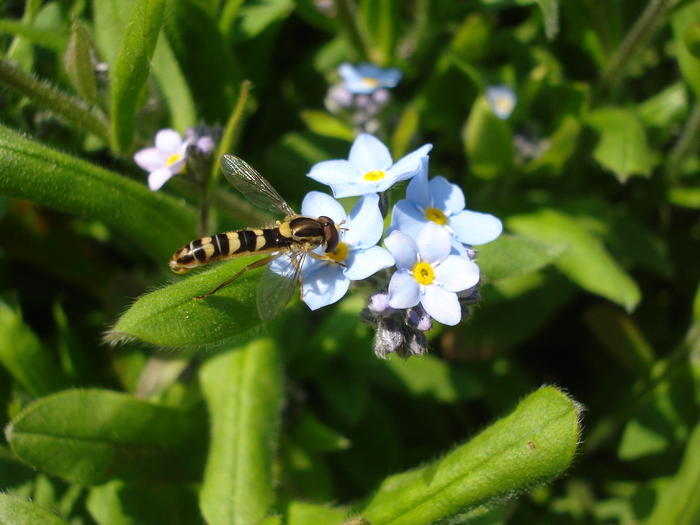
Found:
[169,154,342,321]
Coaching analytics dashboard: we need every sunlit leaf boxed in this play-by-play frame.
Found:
[463,95,514,180]
[477,233,568,282]
[0,494,70,525]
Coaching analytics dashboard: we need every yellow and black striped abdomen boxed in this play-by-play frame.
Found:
[169,228,292,274]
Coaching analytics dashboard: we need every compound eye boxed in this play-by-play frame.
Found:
[319,216,339,253]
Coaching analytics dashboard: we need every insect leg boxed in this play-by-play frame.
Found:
[193,255,276,299]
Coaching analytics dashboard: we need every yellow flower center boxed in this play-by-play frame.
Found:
[327,241,349,263]
[413,262,435,285]
[362,77,380,89]
[363,170,385,181]
[425,207,448,225]
[166,153,182,166]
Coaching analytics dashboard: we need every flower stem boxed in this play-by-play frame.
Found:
[600,0,679,91]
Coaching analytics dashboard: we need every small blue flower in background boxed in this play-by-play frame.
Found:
[388,157,503,254]
[307,133,432,198]
[338,62,402,95]
[384,222,481,326]
[134,128,215,190]
[294,192,395,311]
[486,85,517,120]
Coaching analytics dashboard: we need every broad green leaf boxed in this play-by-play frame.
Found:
[507,209,641,311]
[0,60,110,143]
[477,233,568,282]
[671,2,700,98]
[668,186,700,209]
[356,386,581,525]
[286,500,348,525]
[199,338,283,525]
[523,115,581,177]
[110,0,166,153]
[0,124,197,263]
[360,0,400,64]
[92,0,135,68]
[0,300,71,398]
[637,81,688,129]
[586,107,651,182]
[87,479,201,525]
[237,0,294,40]
[300,110,355,141]
[6,389,207,485]
[463,95,514,180]
[63,19,99,104]
[105,258,264,348]
[644,421,700,525]
[0,494,70,525]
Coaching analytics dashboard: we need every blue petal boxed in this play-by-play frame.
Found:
[421,286,461,326]
[344,246,394,280]
[448,210,503,245]
[387,199,426,239]
[385,143,432,183]
[301,192,346,223]
[348,134,392,172]
[344,193,384,247]
[434,256,481,292]
[405,157,431,209]
[302,263,350,310]
[387,270,420,308]
[384,230,418,270]
[415,222,451,264]
[429,176,465,214]
[307,159,362,187]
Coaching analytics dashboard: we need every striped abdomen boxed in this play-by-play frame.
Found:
[169,228,292,274]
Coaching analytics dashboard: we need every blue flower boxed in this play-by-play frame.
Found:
[486,85,517,119]
[338,62,402,95]
[294,192,395,311]
[385,222,481,326]
[387,157,503,254]
[308,134,432,198]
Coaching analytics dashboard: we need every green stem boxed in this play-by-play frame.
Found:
[0,59,110,144]
[332,0,373,62]
[666,98,700,182]
[600,0,679,91]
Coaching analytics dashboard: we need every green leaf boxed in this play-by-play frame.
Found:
[668,186,700,209]
[0,494,70,525]
[286,500,349,525]
[523,115,581,177]
[356,386,581,525]
[110,0,166,153]
[291,412,351,453]
[0,300,71,398]
[535,0,560,39]
[360,0,400,64]
[476,233,568,282]
[105,258,264,348]
[63,19,99,104]
[463,95,514,180]
[150,33,197,134]
[643,421,700,525]
[0,60,110,143]
[199,338,283,525]
[672,2,700,98]
[685,23,700,60]
[507,209,641,311]
[6,389,207,485]
[586,107,652,182]
[637,81,688,129]
[300,110,355,141]
[0,124,197,263]
[0,19,68,53]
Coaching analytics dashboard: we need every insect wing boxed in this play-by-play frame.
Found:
[256,251,305,321]
[220,154,295,217]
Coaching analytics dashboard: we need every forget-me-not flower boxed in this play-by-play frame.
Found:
[388,157,503,254]
[385,222,481,326]
[293,192,395,311]
[308,134,432,198]
[134,128,214,190]
[486,85,517,120]
[338,62,402,95]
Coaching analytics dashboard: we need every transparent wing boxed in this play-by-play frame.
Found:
[256,251,305,321]
[220,154,295,216]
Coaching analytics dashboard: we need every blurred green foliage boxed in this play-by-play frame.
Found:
[0,0,698,523]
